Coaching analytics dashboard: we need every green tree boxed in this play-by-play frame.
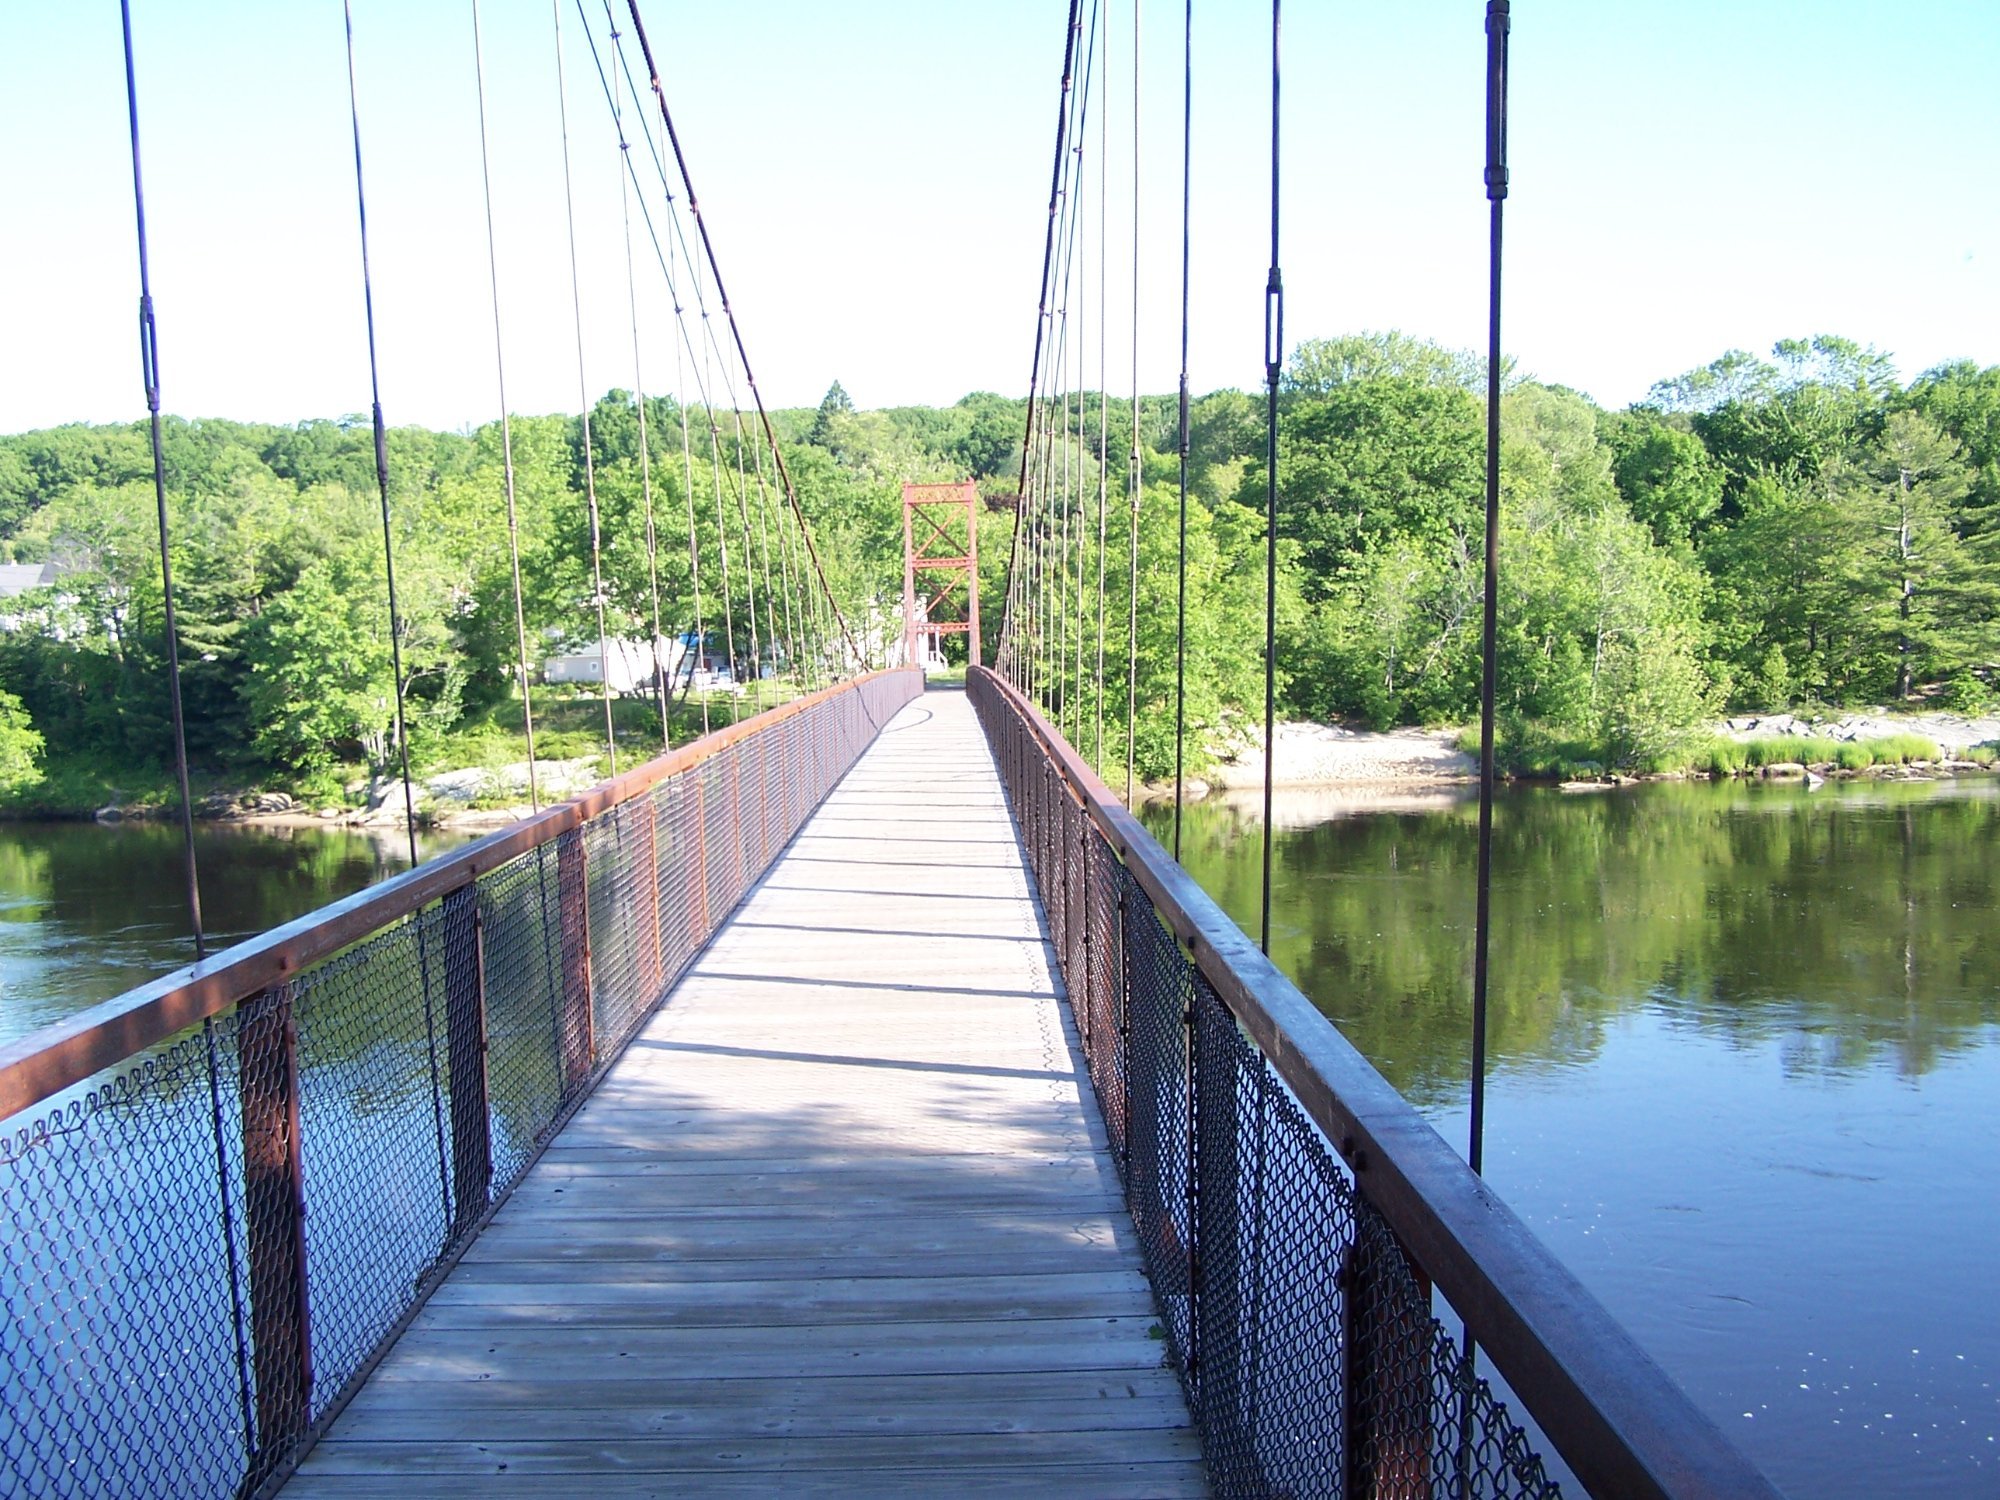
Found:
[1599,409,1724,549]
[0,689,45,795]
[1836,411,1999,698]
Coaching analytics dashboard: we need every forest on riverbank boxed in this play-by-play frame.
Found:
[0,332,1994,810]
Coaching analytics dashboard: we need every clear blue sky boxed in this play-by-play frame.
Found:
[1,1,1995,434]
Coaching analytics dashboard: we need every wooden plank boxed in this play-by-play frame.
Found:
[288,692,1196,1494]
[334,1368,1189,1418]
[297,1429,1205,1476]
[414,1271,1157,1330]
[446,1250,1142,1285]
[284,1462,1211,1499]
[326,1394,1194,1443]
[363,1317,1172,1383]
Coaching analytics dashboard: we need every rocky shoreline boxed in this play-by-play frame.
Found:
[78,706,2000,826]
[1147,707,2000,801]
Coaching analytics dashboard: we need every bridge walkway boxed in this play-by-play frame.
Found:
[284,689,1203,1497]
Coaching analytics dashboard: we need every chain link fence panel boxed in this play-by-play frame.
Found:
[0,670,922,1499]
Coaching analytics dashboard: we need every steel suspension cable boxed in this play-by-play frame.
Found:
[746,425,794,693]
[351,3,454,1250]
[700,330,740,723]
[584,6,853,683]
[603,7,672,749]
[342,0,423,871]
[1042,14,1097,735]
[1171,0,1192,861]
[552,0,620,775]
[1095,0,1110,771]
[1471,0,1510,1179]
[1070,9,1101,745]
[674,308,709,736]
[117,0,204,959]
[1126,0,1142,805]
[1001,0,1085,680]
[1258,0,1283,954]
[471,0,541,810]
[726,410,764,711]
[622,0,862,674]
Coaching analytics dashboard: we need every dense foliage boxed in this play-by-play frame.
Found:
[0,332,1994,803]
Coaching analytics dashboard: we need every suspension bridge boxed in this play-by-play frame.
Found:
[0,2,1785,1497]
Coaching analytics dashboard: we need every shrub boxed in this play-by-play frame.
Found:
[1870,733,1941,765]
[1703,738,1750,775]
[1835,742,1875,771]
[1964,742,1998,766]
[1941,673,1994,715]
[1743,738,1799,768]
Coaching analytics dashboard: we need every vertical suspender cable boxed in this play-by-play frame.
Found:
[1259,0,1283,954]
[121,12,253,1459]
[1071,7,1098,745]
[117,0,204,959]
[471,0,541,810]
[1095,0,1110,771]
[701,337,740,721]
[746,440,793,693]
[552,0,620,775]
[603,6,672,749]
[1126,0,1141,806]
[1171,0,1192,862]
[1470,0,1510,1178]
[1004,0,1085,684]
[726,411,766,710]
[669,226,709,737]
[344,0,423,870]
[624,0,863,675]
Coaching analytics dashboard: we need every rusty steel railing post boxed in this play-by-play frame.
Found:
[238,982,312,1482]
[632,797,664,1004]
[1182,966,1202,1392]
[555,828,594,1094]
[756,727,773,872]
[692,764,713,943]
[1343,1229,1437,1500]
[441,885,491,1237]
[1116,873,1133,1176]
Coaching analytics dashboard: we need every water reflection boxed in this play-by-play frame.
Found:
[1152,778,2000,1106]
[1145,774,2000,1497]
[0,820,479,1048]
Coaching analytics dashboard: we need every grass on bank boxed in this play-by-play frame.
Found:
[1465,726,1979,781]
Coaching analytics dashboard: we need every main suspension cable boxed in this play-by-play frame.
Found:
[117,0,204,959]
[622,0,862,673]
[552,0,620,775]
[1002,0,1086,684]
[602,5,672,749]
[471,0,541,810]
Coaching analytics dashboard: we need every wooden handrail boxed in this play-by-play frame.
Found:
[969,665,1779,1500]
[0,669,920,1123]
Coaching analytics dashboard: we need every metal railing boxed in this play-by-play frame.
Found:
[968,665,1780,1500]
[0,667,923,1499]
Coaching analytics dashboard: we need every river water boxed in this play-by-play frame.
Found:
[0,818,478,1049]
[2,783,1994,1495]
[1146,775,2000,1499]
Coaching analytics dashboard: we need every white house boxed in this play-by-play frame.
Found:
[542,635,684,694]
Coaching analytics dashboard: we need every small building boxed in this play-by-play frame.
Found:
[542,636,684,694]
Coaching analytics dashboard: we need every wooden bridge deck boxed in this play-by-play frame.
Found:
[286,689,1203,1498]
